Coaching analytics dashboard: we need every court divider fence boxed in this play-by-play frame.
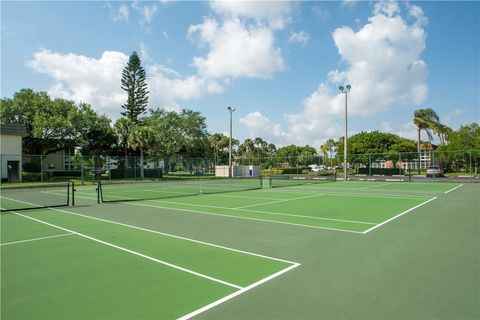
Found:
[0,149,478,185]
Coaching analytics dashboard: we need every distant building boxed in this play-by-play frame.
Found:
[0,124,27,182]
[368,143,438,171]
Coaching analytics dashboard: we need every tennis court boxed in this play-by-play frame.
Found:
[1,178,478,319]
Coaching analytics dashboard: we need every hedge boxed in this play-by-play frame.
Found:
[357,168,405,175]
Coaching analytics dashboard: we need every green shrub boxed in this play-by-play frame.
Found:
[21,172,42,182]
[358,168,404,175]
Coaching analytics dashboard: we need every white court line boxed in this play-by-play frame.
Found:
[362,197,438,234]
[144,197,374,225]
[0,195,45,208]
[234,208,376,225]
[47,190,365,233]
[444,184,463,194]
[102,194,373,226]
[233,194,324,210]
[121,201,364,234]
[177,262,301,320]
[2,197,299,265]
[11,211,243,290]
[358,183,393,190]
[1,233,74,246]
[262,189,432,200]
[202,193,282,201]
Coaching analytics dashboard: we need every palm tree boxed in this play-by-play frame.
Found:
[114,117,134,169]
[432,122,452,145]
[413,108,440,172]
[319,143,329,166]
[128,124,153,179]
[208,133,224,165]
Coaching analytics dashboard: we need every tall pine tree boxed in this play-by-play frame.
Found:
[121,51,149,123]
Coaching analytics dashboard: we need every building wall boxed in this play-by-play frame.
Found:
[1,135,22,155]
[215,165,260,177]
[42,150,66,171]
[0,134,23,180]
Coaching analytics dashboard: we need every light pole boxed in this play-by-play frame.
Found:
[227,106,236,178]
[339,85,351,182]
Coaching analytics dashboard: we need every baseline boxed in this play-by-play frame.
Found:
[362,197,437,234]
[11,211,243,289]
[444,184,463,194]
[178,262,300,320]
[3,197,299,264]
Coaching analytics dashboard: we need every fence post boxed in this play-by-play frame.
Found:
[40,156,44,183]
[368,153,372,176]
[469,150,472,174]
[80,155,84,185]
[399,152,402,175]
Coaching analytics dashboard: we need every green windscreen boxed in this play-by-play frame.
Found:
[98,177,263,203]
[0,182,71,212]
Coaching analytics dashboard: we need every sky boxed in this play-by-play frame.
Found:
[1,0,479,149]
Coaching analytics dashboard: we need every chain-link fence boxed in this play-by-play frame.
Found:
[1,150,478,184]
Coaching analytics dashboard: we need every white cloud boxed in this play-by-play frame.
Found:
[147,64,224,109]
[26,50,224,118]
[186,1,292,80]
[107,1,159,30]
[407,3,428,27]
[139,42,150,62]
[114,4,130,22]
[26,49,128,116]
[239,111,286,145]
[289,31,310,46]
[442,108,465,125]
[240,1,429,147]
[373,0,400,17]
[381,121,418,140]
[209,1,292,30]
[189,18,284,79]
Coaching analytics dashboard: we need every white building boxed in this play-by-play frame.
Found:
[0,124,27,182]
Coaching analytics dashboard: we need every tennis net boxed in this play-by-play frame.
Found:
[269,174,336,188]
[0,182,71,212]
[98,177,263,203]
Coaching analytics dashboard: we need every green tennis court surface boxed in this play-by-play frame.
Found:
[1,180,478,319]
[89,179,458,233]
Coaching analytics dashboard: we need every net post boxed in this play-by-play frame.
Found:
[71,181,75,206]
[67,181,70,206]
[96,180,102,204]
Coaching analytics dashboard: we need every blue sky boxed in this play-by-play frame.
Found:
[1,1,479,148]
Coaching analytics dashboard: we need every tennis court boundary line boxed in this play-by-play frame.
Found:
[362,197,438,234]
[0,233,74,246]
[126,201,365,234]
[444,184,463,194]
[11,211,244,290]
[177,262,301,320]
[101,193,374,226]
[262,189,433,200]
[4,197,299,265]
[143,198,375,226]
[233,193,325,209]
[59,192,365,234]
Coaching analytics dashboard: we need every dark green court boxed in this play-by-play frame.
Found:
[1,180,478,319]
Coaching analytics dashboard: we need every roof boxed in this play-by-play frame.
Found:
[0,124,28,137]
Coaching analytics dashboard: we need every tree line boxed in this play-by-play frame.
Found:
[1,51,478,171]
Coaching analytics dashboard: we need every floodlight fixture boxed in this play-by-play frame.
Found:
[338,84,352,181]
[227,106,236,178]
